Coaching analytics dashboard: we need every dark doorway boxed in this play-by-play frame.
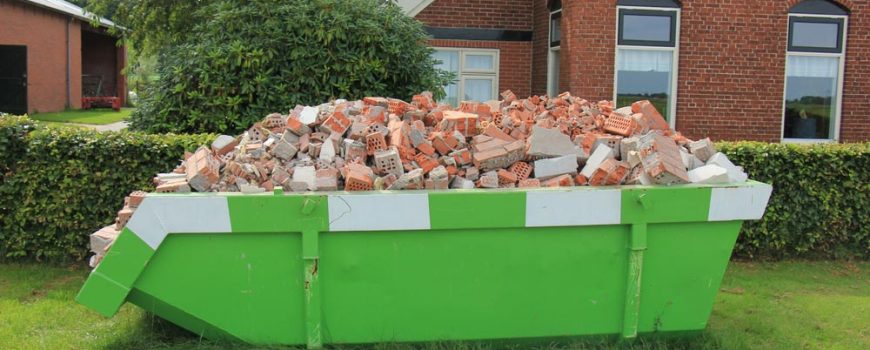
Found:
[81,31,118,97]
[0,45,27,115]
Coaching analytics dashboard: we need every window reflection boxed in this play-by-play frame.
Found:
[623,15,671,42]
[783,56,838,139]
[792,22,839,49]
[616,49,673,120]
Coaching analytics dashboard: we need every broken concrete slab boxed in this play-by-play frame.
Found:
[526,126,576,159]
[534,155,578,180]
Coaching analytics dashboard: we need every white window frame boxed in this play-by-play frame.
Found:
[547,8,562,96]
[613,5,681,130]
[781,13,848,143]
[433,47,500,104]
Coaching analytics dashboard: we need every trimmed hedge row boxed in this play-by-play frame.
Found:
[0,116,212,261]
[718,141,869,260]
[0,116,867,261]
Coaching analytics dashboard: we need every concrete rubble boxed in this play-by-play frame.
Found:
[89,91,750,266]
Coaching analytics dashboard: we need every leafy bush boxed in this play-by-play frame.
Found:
[0,115,35,177]
[130,0,452,134]
[0,116,212,261]
[719,142,869,260]
[1,116,866,261]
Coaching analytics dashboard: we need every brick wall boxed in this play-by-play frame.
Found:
[678,0,868,142]
[416,0,533,30]
[0,0,81,113]
[531,0,548,95]
[527,0,869,142]
[429,39,532,98]
[561,1,617,102]
[832,0,870,142]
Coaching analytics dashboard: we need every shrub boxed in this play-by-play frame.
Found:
[130,0,453,134]
[0,115,35,177]
[719,142,869,260]
[0,116,212,261]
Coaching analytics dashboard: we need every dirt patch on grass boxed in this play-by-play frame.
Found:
[20,274,82,303]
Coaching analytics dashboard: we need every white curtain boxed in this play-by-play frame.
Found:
[433,50,459,73]
[465,54,494,71]
[433,50,460,105]
[464,78,493,102]
[617,49,672,72]
[787,55,838,78]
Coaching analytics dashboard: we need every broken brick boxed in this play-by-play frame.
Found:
[344,170,373,191]
[441,111,479,137]
[374,147,404,177]
[497,169,518,185]
[632,100,670,131]
[365,132,387,155]
[541,174,574,187]
[185,147,220,192]
[604,113,637,137]
[508,161,533,181]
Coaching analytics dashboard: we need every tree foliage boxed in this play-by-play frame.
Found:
[85,0,205,55]
[128,0,452,134]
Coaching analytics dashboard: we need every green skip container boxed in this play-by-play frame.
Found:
[77,181,772,348]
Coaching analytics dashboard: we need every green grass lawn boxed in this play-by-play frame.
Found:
[29,108,132,125]
[0,261,866,350]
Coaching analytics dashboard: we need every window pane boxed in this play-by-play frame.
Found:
[464,78,493,102]
[616,49,673,120]
[433,50,459,106]
[465,54,494,71]
[550,14,561,45]
[784,55,838,139]
[432,50,459,73]
[622,15,671,43]
[792,21,839,49]
[443,83,459,107]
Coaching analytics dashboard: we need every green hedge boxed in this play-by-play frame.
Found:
[718,141,869,260]
[0,117,212,261]
[0,116,867,261]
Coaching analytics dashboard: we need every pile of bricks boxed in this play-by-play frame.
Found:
[88,191,146,267]
[89,91,749,265]
[150,91,747,193]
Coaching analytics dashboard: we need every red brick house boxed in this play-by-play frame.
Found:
[397,0,869,143]
[0,0,125,115]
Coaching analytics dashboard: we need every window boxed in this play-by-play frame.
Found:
[547,0,562,96]
[614,1,680,125]
[433,48,499,106]
[782,0,848,142]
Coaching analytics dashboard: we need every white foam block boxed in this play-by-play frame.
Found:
[688,164,730,184]
[580,144,614,178]
[707,153,748,183]
[300,106,319,124]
